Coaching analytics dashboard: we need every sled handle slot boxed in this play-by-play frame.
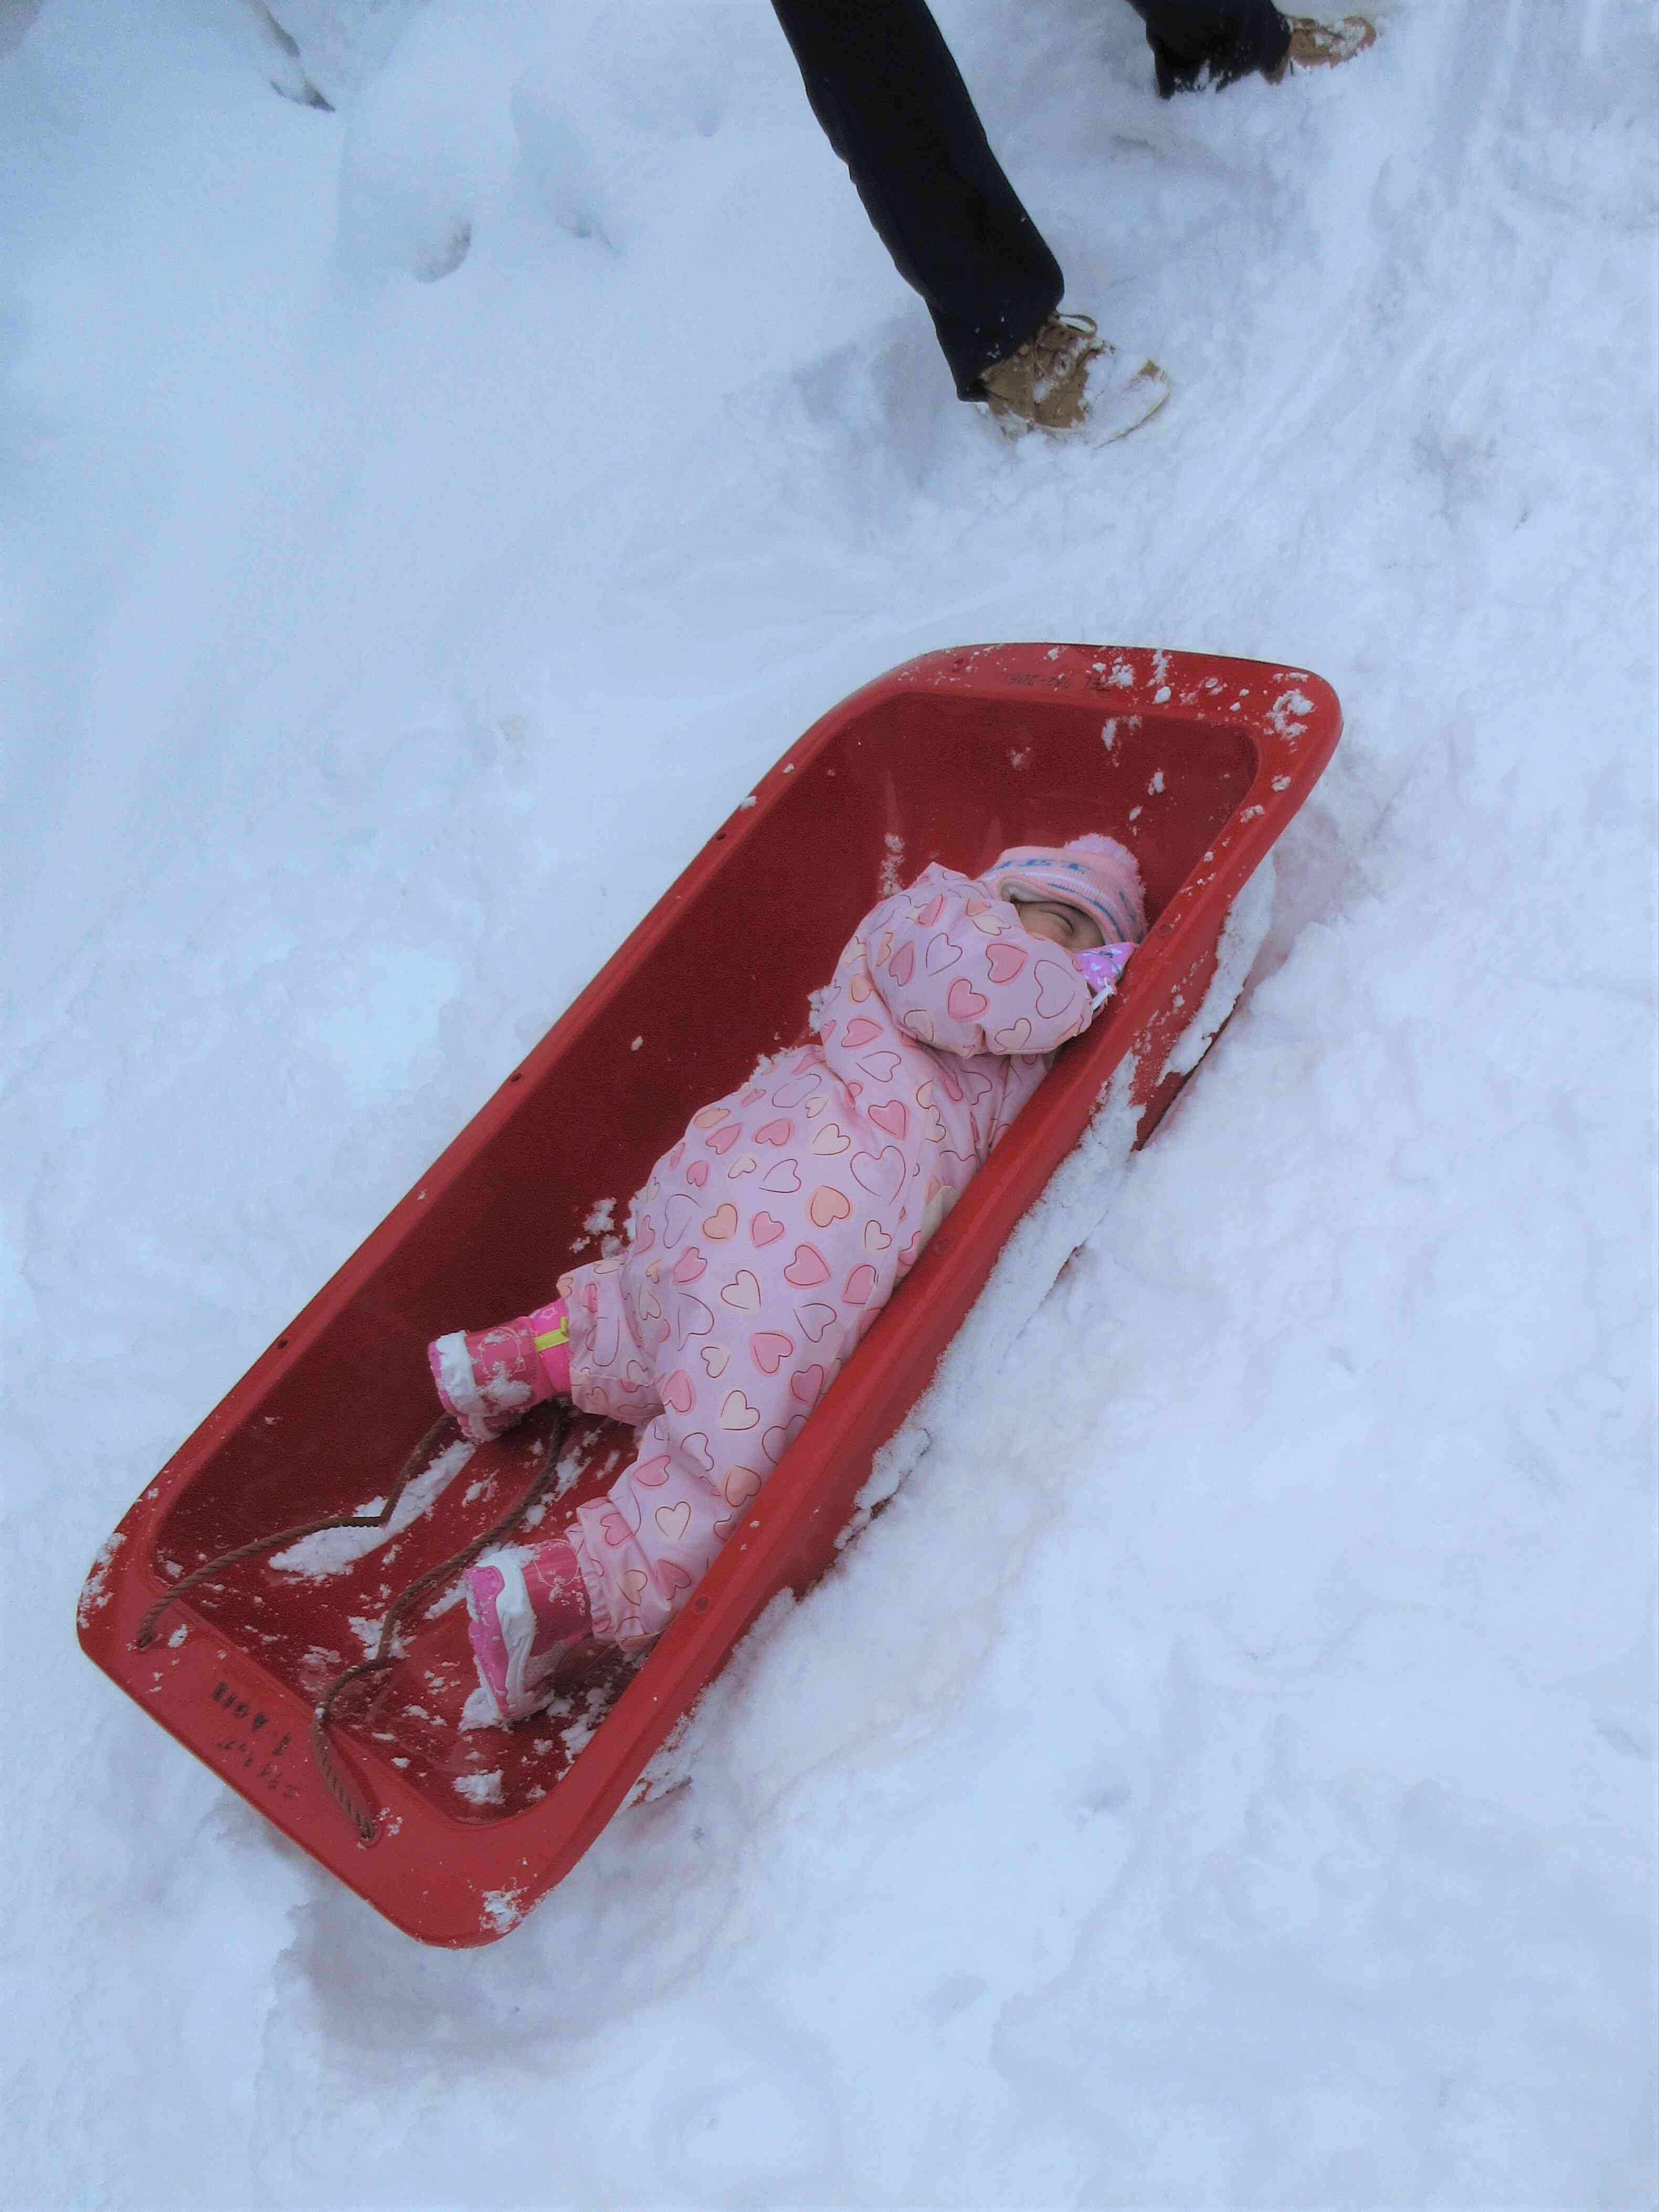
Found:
[135,1409,570,1845]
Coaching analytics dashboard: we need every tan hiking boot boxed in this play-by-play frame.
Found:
[980,313,1171,445]
[1268,15,1377,78]
[980,313,1105,433]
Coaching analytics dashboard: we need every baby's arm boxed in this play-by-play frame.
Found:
[862,869,1093,1056]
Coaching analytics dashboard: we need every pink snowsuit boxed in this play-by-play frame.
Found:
[558,866,1095,1649]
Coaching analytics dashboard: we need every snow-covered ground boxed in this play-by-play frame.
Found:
[3,0,1655,2203]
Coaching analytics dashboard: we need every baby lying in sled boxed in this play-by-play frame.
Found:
[430,835,1145,1722]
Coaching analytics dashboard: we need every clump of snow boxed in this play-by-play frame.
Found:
[546,1680,613,1764]
[479,1886,524,1934]
[1269,686,1315,737]
[76,1531,124,1626]
[453,1769,503,1807]
[459,1685,500,1732]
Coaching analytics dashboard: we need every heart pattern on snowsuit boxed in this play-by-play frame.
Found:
[552,862,1101,1655]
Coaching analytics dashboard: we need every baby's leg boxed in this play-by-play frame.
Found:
[428,1298,573,1443]
[464,1337,817,1721]
[460,1272,859,1714]
[567,1275,846,1648]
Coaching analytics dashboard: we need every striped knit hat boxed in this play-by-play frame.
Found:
[987,834,1147,945]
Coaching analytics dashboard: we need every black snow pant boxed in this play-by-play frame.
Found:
[768,0,1293,398]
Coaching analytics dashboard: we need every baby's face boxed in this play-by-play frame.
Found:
[1013,898,1105,952]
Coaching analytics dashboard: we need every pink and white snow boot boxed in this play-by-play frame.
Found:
[464,1536,591,1724]
[428,1299,572,1443]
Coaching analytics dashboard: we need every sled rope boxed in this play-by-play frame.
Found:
[134,1415,463,1652]
[134,1406,571,1844]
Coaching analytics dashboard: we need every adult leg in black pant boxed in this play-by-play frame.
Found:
[1126,1,1375,96]
[767,0,1064,400]
[1124,0,1292,98]
[767,0,1368,424]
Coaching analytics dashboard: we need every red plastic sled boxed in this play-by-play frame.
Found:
[79,644,1340,1944]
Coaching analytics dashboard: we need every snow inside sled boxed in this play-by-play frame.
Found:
[79,644,1341,1945]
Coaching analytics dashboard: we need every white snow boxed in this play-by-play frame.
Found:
[3,0,1654,2206]
[1163,853,1275,1078]
[459,1683,500,1731]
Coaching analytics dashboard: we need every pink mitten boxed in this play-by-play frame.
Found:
[1074,941,1137,1007]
